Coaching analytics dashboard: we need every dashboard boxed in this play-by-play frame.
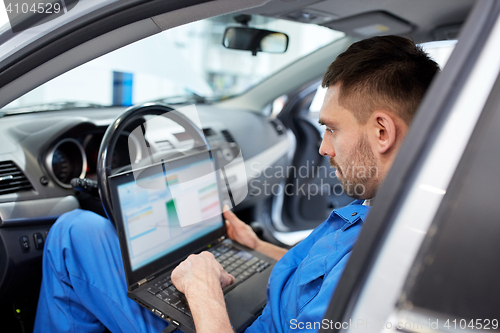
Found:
[0,104,290,301]
[45,131,135,188]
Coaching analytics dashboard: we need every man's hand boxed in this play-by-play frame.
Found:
[224,206,288,261]
[171,251,234,295]
[224,207,260,250]
[171,252,235,333]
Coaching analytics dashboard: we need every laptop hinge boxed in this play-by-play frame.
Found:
[137,278,148,287]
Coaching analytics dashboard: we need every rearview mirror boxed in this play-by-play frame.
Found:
[222,27,289,56]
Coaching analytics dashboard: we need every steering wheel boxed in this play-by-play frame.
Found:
[97,103,210,222]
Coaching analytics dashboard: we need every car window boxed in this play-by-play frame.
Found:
[420,40,456,68]
[1,14,345,114]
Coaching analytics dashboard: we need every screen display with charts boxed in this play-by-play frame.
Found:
[116,153,223,271]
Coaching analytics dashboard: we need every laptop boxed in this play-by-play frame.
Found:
[108,150,276,333]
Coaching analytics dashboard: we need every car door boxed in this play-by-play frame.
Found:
[276,81,354,232]
[321,0,500,330]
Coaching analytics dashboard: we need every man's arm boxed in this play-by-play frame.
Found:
[171,252,234,333]
[253,240,288,261]
[170,208,287,333]
[223,208,287,261]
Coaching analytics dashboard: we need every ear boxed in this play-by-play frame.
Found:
[370,111,397,154]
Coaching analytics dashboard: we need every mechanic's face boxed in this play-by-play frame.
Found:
[319,84,379,199]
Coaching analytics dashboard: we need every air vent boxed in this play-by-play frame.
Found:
[156,140,174,151]
[221,130,235,143]
[270,119,285,135]
[0,161,33,195]
[203,128,215,137]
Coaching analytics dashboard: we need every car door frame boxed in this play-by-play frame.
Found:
[320,0,500,330]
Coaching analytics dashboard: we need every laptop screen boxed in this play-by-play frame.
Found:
[113,151,223,271]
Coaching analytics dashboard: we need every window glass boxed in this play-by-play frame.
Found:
[1,14,345,113]
[420,40,457,68]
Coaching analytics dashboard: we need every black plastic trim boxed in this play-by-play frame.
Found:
[0,216,59,227]
[0,0,213,89]
[320,0,500,330]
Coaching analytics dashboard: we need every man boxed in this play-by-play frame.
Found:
[34,35,439,332]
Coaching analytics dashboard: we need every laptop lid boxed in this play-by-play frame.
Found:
[109,150,227,290]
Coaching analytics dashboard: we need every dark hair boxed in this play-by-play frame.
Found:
[322,35,439,125]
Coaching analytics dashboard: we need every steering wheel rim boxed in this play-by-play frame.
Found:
[97,103,210,222]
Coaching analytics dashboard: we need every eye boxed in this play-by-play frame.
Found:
[325,127,334,134]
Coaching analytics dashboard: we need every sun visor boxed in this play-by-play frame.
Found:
[433,24,462,40]
[322,11,413,38]
[283,8,339,24]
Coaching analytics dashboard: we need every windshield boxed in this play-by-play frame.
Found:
[1,14,344,113]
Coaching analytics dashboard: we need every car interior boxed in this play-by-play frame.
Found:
[0,0,480,331]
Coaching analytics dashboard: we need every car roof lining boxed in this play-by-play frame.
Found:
[151,0,269,30]
[242,0,474,43]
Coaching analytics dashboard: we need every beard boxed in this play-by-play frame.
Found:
[329,134,378,199]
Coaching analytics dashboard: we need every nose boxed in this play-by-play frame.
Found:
[319,136,335,157]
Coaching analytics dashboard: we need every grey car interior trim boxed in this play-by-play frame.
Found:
[379,69,500,333]
[244,139,289,181]
[323,11,414,38]
[244,0,473,42]
[319,0,500,330]
[395,71,500,330]
[271,186,314,245]
[0,0,144,55]
[0,196,79,227]
[151,0,270,31]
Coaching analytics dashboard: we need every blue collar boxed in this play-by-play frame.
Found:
[332,199,371,231]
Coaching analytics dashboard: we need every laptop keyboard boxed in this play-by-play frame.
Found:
[209,244,271,282]
[148,276,192,316]
[145,244,270,318]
